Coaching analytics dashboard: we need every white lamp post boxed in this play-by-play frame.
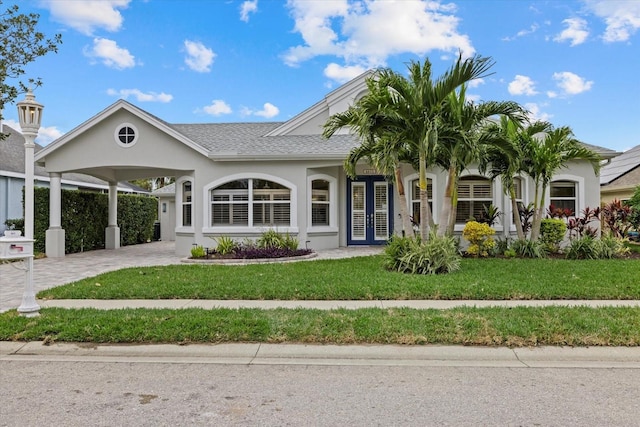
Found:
[16,90,43,317]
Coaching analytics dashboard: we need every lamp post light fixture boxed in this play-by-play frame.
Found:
[15,90,44,317]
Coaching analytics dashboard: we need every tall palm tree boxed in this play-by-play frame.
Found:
[323,76,416,237]
[522,125,602,241]
[480,117,549,240]
[435,85,526,236]
[372,54,496,240]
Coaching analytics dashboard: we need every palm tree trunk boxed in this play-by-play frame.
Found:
[447,174,459,235]
[438,166,456,237]
[394,165,414,238]
[530,182,545,241]
[419,160,430,240]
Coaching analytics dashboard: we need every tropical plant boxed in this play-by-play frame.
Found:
[382,235,416,272]
[213,235,238,255]
[435,85,525,236]
[394,232,461,275]
[509,239,548,259]
[539,218,567,253]
[190,245,206,259]
[475,204,502,226]
[601,199,634,239]
[462,221,496,257]
[520,124,601,241]
[566,207,600,239]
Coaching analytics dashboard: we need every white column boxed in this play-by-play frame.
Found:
[23,137,35,239]
[105,181,120,249]
[45,172,65,257]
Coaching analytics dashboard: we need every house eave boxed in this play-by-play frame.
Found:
[208,153,348,162]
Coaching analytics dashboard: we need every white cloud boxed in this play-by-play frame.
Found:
[524,103,552,122]
[202,100,232,116]
[584,0,640,42]
[508,75,538,96]
[552,71,593,95]
[283,0,474,80]
[184,40,215,72]
[503,23,540,41]
[467,78,485,88]
[43,0,130,35]
[85,38,136,69]
[324,63,367,83]
[248,103,280,118]
[547,91,558,98]
[1,119,63,146]
[240,0,258,22]
[106,88,173,103]
[554,18,589,46]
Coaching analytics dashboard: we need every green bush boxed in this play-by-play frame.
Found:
[509,239,548,259]
[28,187,156,254]
[565,235,630,259]
[627,185,640,232]
[190,245,206,258]
[255,229,299,251]
[384,232,460,275]
[540,218,567,253]
[213,236,238,255]
[382,235,415,271]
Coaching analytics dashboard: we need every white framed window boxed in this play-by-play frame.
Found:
[409,178,433,226]
[307,174,337,232]
[456,176,493,224]
[114,123,138,147]
[176,176,194,232]
[550,180,577,214]
[204,173,298,233]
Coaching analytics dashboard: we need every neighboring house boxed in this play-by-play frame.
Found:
[600,145,640,204]
[0,124,148,235]
[33,72,617,257]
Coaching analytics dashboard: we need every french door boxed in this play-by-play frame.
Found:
[347,176,392,245]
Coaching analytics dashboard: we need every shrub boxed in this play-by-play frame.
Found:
[257,229,285,249]
[625,186,640,233]
[382,235,415,271]
[601,199,634,238]
[213,236,238,255]
[190,245,206,258]
[462,221,495,257]
[540,218,567,253]
[385,232,460,275]
[565,235,630,259]
[509,239,548,259]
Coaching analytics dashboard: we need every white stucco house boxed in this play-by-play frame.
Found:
[0,124,147,236]
[33,72,617,257]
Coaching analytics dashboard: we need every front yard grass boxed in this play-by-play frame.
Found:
[38,256,640,300]
[1,306,639,346]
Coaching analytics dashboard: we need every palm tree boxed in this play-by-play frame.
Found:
[523,125,602,241]
[323,76,416,237]
[435,85,526,236]
[480,117,549,240]
[371,54,496,240]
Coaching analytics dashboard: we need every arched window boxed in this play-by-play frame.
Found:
[456,176,493,223]
[308,174,337,230]
[210,178,292,227]
[176,176,194,232]
[182,181,192,227]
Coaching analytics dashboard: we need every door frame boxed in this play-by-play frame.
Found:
[346,176,393,245]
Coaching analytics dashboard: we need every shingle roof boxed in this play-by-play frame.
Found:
[169,122,360,158]
[600,144,640,185]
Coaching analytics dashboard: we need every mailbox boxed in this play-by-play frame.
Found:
[0,231,34,259]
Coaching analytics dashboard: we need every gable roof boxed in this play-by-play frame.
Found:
[600,144,640,185]
[1,124,147,192]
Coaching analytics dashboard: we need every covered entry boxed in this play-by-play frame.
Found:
[346,176,393,245]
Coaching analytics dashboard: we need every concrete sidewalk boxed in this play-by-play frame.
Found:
[38,298,640,310]
[2,341,639,368]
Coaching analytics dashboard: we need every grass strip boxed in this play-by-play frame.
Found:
[1,306,639,347]
[38,256,640,301]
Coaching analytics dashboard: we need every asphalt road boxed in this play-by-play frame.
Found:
[2,360,639,426]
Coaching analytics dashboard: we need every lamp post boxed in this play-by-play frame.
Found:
[16,90,43,317]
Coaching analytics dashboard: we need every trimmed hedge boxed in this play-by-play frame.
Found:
[12,187,157,254]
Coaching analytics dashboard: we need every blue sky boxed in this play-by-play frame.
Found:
[3,0,639,152]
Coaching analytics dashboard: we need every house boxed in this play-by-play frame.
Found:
[0,124,148,235]
[600,145,640,204]
[33,72,616,257]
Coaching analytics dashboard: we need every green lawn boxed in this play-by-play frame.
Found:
[1,306,639,346]
[38,256,640,300]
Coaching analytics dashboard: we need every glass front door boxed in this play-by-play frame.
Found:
[347,177,392,245]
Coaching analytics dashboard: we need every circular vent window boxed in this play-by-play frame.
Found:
[115,123,138,147]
